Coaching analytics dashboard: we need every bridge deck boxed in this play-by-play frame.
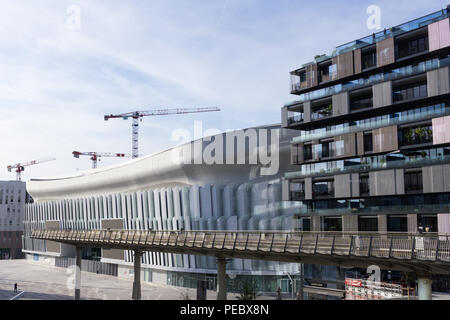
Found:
[31,230,450,275]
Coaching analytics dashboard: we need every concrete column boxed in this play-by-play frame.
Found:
[74,246,82,300]
[132,250,142,300]
[216,257,227,300]
[418,277,433,300]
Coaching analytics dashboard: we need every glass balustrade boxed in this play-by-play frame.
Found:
[287,56,448,105]
[286,146,450,179]
[292,101,449,144]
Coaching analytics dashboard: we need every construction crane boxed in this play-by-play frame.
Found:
[72,151,131,169]
[104,107,220,159]
[7,157,56,181]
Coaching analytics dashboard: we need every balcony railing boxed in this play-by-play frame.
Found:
[285,56,449,107]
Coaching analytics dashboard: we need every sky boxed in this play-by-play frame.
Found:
[0,0,447,181]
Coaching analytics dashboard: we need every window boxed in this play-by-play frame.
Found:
[359,216,378,231]
[404,171,423,193]
[350,95,373,111]
[335,140,345,157]
[290,181,305,200]
[395,35,429,59]
[313,180,334,198]
[362,49,377,69]
[304,144,313,161]
[360,174,370,196]
[363,133,373,152]
[387,215,408,232]
[393,81,427,102]
[323,217,342,231]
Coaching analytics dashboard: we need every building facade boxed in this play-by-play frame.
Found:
[282,7,450,235]
[0,180,27,259]
[281,7,450,291]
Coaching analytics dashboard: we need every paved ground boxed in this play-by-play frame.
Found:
[1,260,448,300]
[0,260,235,300]
[0,260,275,300]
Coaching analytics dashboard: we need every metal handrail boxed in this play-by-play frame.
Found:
[29,229,450,264]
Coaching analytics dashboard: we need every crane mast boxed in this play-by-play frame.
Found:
[104,107,220,159]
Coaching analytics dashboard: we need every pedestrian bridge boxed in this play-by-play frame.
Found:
[30,229,450,300]
[31,229,450,274]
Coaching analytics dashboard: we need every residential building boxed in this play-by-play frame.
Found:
[281,7,450,292]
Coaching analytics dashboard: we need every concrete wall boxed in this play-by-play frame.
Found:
[303,101,311,123]
[422,164,450,193]
[373,81,393,108]
[373,125,398,153]
[152,268,168,285]
[433,115,450,145]
[438,213,450,234]
[305,177,313,200]
[407,214,418,233]
[378,215,387,232]
[376,37,395,67]
[427,67,450,97]
[369,169,404,196]
[428,18,450,52]
[334,174,351,198]
[332,92,349,117]
[334,133,356,158]
[336,50,354,79]
[342,215,358,232]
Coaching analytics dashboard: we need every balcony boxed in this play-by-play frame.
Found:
[395,35,429,61]
[399,126,433,147]
[350,96,373,112]
[311,103,333,121]
[287,112,304,126]
[393,81,427,103]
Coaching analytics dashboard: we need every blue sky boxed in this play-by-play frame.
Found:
[0,0,447,180]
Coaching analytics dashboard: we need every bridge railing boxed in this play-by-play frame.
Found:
[31,229,450,262]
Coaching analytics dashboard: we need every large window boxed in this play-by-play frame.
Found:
[323,217,342,231]
[387,215,408,232]
[358,216,378,231]
[395,34,429,60]
[404,171,423,194]
[313,180,334,198]
[350,95,373,111]
[393,81,427,102]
